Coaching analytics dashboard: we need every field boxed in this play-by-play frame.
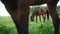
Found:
[0,6,60,34]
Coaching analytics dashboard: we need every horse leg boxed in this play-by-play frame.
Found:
[17,7,29,34]
[42,14,46,22]
[36,15,37,22]
[46,10,49,21]
[39,15,41,22]
[5,4,29,34]
[17,3,29,34]
[47,1,59,34]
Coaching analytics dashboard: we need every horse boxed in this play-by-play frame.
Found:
[0,0,59,34]
[30,7,49,22]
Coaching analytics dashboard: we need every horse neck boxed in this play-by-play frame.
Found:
[31,9,37,18]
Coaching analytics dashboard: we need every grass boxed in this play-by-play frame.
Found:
[0,16,18,34]
[0,16,59,34]
[0,6,60,34]
[29,16,54,34]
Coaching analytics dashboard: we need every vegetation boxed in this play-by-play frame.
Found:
[0,16,18,34]
[0,6,60,34]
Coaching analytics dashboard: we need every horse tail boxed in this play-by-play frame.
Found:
[46,9,49,21]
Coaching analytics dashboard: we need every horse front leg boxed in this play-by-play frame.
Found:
[39,15,41,22]
[47,1,59,34]
[36,15,37,22]
[5,5,29,34]
[15,5,29,34]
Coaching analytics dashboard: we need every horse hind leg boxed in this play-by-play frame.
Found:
[47,1,59,34]
[46,10,49,21]
[43,16,45,22]
[42,14,46,22]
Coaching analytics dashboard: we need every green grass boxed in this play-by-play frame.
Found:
[0,16,18,34]
[0,6,60,34]
[29,16,54,34]
[0,16,59,34]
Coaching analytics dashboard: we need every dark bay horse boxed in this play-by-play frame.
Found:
[0,0,59,34]
[30,7,49,22]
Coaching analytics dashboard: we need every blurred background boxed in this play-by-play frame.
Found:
[0,1,60,34]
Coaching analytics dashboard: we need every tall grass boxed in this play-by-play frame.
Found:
[0,16,56,34]
[29,15,55,34]
[0,6,60,34]
[0,16,18,34]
